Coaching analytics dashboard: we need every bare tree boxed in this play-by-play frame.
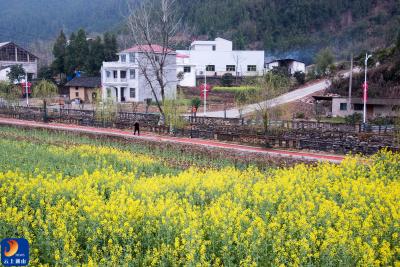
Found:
[126,0,181,117]
[250,73,290,133]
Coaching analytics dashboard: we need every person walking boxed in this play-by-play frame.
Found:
[133,121,140,136]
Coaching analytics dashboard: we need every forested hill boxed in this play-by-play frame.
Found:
[0,0,127,46]
[178,0,400,59]
[1,0,399,61]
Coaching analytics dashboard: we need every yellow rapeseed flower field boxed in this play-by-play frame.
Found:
[0,143,399,266]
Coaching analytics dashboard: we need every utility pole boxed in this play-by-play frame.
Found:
[348,54,353,111]
[25,73,29,106]
[363,53,372,124]
[203,67,207,116]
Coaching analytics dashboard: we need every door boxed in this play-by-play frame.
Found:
[120,87,126,102]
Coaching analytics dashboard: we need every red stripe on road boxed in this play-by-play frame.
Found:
[0,118,345,163]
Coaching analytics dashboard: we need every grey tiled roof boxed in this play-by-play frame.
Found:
[65,76,101,88]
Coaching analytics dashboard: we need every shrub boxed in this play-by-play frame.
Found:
[293,71,305,85]
[221,73,234,87]
[345,113,362,124]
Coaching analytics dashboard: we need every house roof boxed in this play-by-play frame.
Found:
[266,58,305,64]
[176,54,190,58]
[0,42,10,48]
[65,76,101,88]
[121,44,175,54]
[0,41,38,59]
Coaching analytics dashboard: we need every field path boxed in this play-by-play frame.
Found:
[0,117,345,163]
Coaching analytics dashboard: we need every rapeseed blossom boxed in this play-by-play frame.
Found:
[0,143,399,266]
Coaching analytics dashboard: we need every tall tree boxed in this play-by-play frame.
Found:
[127,0,181,117]
[74,29,89,71]
[85,37,105,76]
[33,80,59,122]
[65,32,77,76]
[52,30,67,77]
[103,32,118,62]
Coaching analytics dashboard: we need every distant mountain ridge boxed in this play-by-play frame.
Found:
[0,0,127,46]
[1,0,399,62]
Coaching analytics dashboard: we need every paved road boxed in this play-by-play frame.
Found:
[204,79,331,118]
[0,117,345,163]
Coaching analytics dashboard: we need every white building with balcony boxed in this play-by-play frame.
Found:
[176,38,265,87]
[0,42,38,82]
[101,45,177,103]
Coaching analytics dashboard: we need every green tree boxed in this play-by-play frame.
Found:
[315,48,335,76]
[85,37,105,76]
[0,81,21,106]
[7,65,26,83]
[33,80,59,122]
[65,32,77,76]
[74,29,89,71]
[64,29,89,76]
[38,66,54,81]
[103,32,118,62]
[52,30,67,78]
[294,71,306,85]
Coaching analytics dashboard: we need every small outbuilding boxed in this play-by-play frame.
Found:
[65,76,101,103]
[266,58,306,75]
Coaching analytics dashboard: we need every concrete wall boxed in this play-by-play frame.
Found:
[176,50,265,77]
[0,61,38,82]
[289,61,306,74]
[332,97,397,118]
[102,52,177,103]
[69,87,97,103]
[191,38,233,52]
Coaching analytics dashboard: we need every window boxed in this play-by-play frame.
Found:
[121,54,126,62]
[106,71,110,78]
[130,88,136,98]
[107,88,111,98]
[340,103,347,111]
[120,70,127,79]
[153,55,160,62]
[206,65,215,71]
[113,70,118,79]
[75,87,79,90]
[226,65,235,72]
[130,69,136,79]
[75,92,79,97]
[212,45,216,51]
[183,66,191,73]
[247,65,257,72]
[354,104,363,111]
[129,53,135,63]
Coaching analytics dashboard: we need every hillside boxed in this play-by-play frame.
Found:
[0,0,399,63]
[0,0,127,46]
[328,45,400,98]
[178,0,400,61]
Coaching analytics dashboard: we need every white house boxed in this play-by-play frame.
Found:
[101,44,177,103]
[0,42,38,82]
[266,59,306,75]
[176,38,265,87]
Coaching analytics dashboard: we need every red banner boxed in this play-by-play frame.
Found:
[363,82,368,102]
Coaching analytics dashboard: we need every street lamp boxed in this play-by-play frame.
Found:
[363,53,372,124]
[202,66,207,116]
